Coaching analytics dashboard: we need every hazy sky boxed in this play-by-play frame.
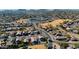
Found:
[0,0,78,9]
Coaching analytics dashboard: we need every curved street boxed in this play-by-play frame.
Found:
[33,23,79,49]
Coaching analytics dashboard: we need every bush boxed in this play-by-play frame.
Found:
[8,45,19,49]
[72,43,79,48]
[60,43,69,49]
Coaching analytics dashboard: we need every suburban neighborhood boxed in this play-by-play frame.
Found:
[0,9,79,49]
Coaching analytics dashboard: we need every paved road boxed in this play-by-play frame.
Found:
[33,23,79,49]
[33,23,54,40]
[33,23,54,48]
